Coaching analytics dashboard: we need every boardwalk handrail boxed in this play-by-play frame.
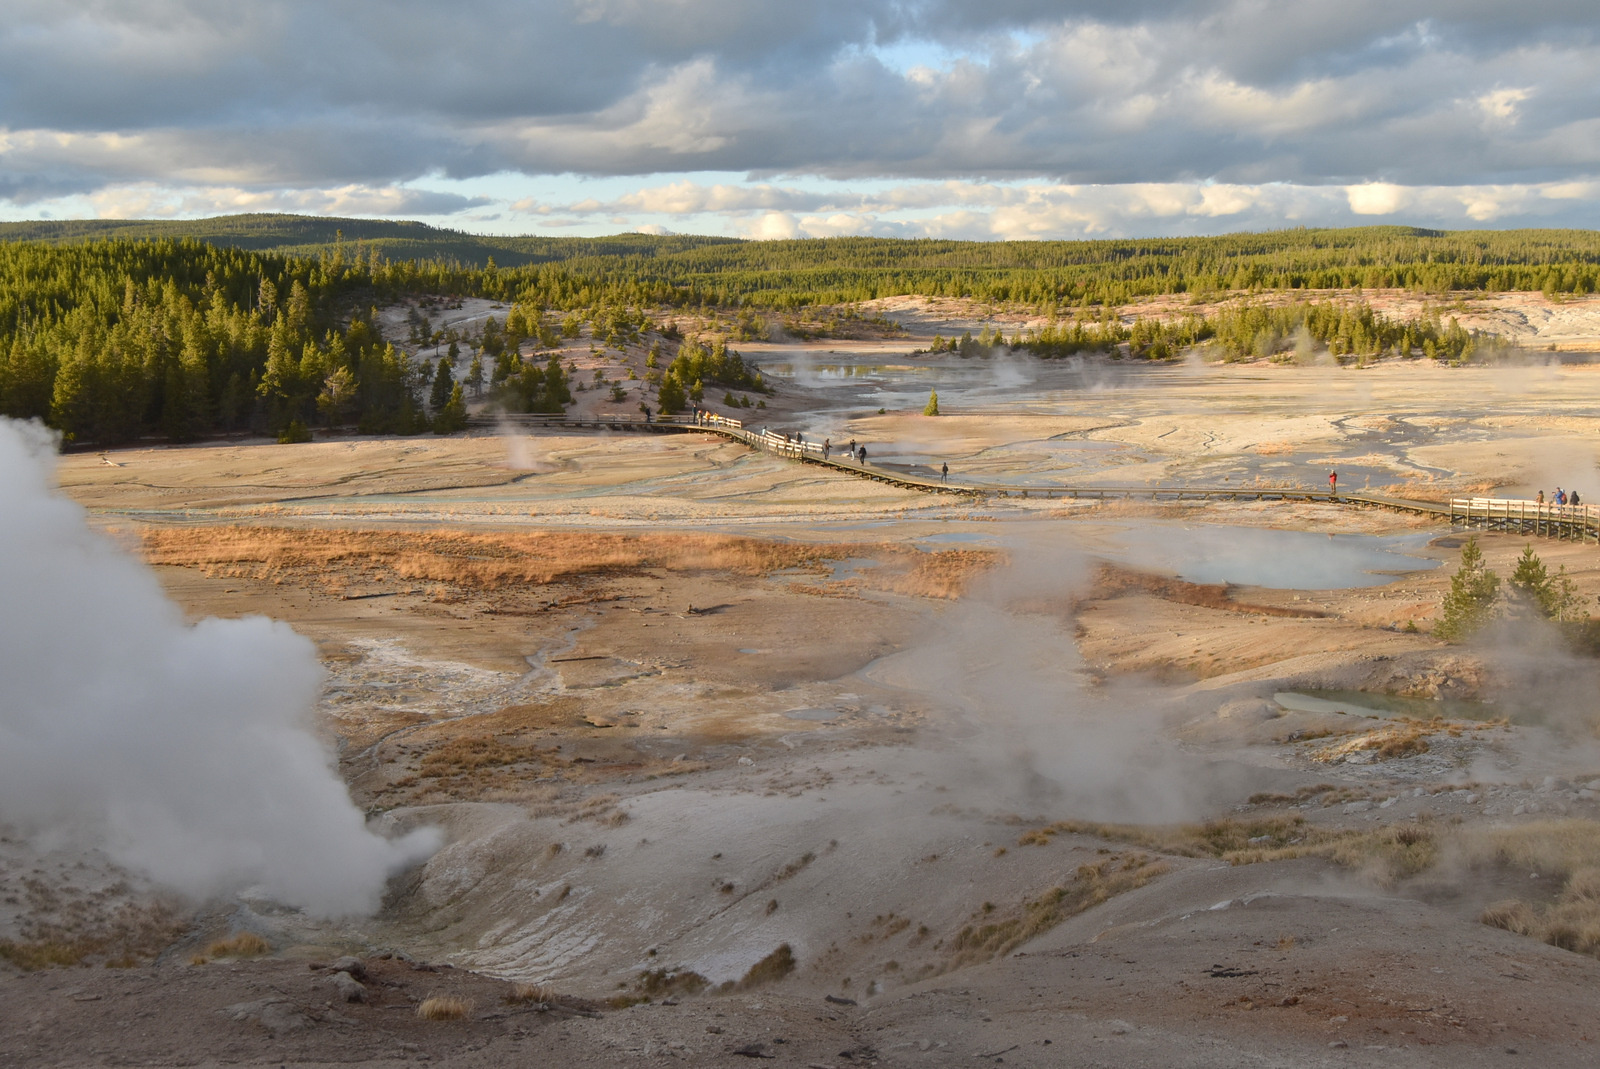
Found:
[1448,496,1598,543]
[465,413,1595,541]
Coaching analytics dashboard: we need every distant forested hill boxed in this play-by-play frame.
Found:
[4,217,1600,445]
[5,215,1600,300]
[0,214,741,268]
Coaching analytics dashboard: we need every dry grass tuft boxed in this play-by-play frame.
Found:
[505,982,554,1005]
[0,941,87,971]
[1310,723,1433,762]
[865,549,995,600]
[207,932,270,958]
[1019,815,1437,885]
[1467,821,1600,957]
[416,996,473,1021]
[739,944,797,988]
[0,899,188,972]
[945,854,1169,969]
[1093,564,1326,618]
[139,526,996,601]
[636,967,711,997]
[1378,479,1497,504]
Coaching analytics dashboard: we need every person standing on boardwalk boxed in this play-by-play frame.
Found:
[823,438,831,460]
[1538,490,1546,504]
[1557,487,1567,505]
[858,446,868,464]
[1572,489,1582,506]
[941,462,948,483]
[1329,470,1338,495]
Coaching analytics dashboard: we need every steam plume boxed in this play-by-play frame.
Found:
[0,419,437,915]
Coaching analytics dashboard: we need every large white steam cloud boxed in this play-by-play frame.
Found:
[0,419,438,915]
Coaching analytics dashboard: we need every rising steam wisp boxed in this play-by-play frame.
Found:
[0,419,438,916]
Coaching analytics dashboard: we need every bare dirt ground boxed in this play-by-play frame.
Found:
[867,290,1600,353]
[10,346,1600,1067]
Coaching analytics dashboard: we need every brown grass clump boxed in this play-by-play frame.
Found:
[416,996,473,1021]
[0,941,87,971]
[1377,479,1498,504]
[1309,722,1435,762]
[207,932,270,958]
[1467,821,1600,957]
[138,526,995,601]
[505,982,554,1005]
[945,854,1169,969]
[865,549,995,600]
[1092,564,1326,618]
[1019,816,1438,886]
[1247,783,1340,805]
[739,944,797,988]
[0,899,188,971]
[635,967,710,997]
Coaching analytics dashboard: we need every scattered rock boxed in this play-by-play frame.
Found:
[731,1041,775,1058]
[330,956,367,981]
[824,994,858,1006]
[223,998,314,1036]
[1218,698,1281,722]
[329,971,367,1003]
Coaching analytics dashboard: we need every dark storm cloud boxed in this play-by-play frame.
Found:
[3,0,1600,202]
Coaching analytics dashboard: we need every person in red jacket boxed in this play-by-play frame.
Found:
[1329,470,1338,495]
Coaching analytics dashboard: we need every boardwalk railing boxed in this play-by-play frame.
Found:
[468,413,1593,541]
[1449,497,1599,542]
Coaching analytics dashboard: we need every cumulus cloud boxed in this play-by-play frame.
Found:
[5,1,1600,230]
[529,175,1600,240]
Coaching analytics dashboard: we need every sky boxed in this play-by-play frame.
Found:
[2,0,1599,240]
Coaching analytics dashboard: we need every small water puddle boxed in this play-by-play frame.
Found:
[1275,689,1507,722]
[918,531,998,545]
[782,707,842,721]
[1107,527,1439,589]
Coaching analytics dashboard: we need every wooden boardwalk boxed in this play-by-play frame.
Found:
[473,413,1597,543]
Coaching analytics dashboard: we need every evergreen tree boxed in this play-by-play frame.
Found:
[433,383,468,434]
[924,390,940,416]
[1435,537,1500,640]
[1508,544,1580,622]
[430,356,455,408]
[657,371,686,414]
[317,366,357,426]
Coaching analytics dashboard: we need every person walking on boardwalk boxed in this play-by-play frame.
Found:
[858,446,868,464]
[823,438,831,460]
[941,462,948,483]
[1329,470,1338,496]
[1557,487,1567,505]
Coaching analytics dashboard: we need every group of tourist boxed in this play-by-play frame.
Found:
[1536,488,1583,506]
[751,426,954,483]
